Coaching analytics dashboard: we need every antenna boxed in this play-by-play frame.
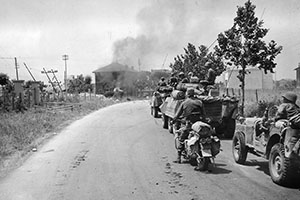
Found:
[162,54,168,68]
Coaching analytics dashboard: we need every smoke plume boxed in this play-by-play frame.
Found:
[112,0,222,71]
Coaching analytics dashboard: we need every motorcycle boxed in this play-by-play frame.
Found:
[174,121,221,171]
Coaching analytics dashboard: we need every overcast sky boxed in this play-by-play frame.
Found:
[0,0,300,83]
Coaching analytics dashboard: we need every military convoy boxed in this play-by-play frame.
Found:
[151,74,300,186]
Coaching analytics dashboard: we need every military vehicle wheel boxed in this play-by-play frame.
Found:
[150,106,153,115]
[232,131,248,164]
[168,118,173,134]
[224,118,236,139]
[162,114,168,129]
[174,132,180,150]
[154,107,159,118]
[197,157,210,171]
[269,143,295,186]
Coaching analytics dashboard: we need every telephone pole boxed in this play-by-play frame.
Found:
[50,69,63,93]
[41,68,57,93]
[23,63,36,81]
[14,57,19,80]
[62,55,69,91]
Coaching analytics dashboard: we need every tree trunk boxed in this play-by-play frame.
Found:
[241,66,246,117]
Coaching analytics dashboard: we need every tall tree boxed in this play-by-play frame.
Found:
[170,43,225,80]
[214,0,282,116]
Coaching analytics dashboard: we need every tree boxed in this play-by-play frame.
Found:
[169,43,225,80]
[214,0,282,115]
[0,73,9,86]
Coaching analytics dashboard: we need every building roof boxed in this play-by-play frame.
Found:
[93,62,136,73]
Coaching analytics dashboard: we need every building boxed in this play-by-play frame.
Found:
[223,67,274,90]
[93,62,138,94]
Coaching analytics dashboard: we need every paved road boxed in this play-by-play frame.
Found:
[0,100,299,200]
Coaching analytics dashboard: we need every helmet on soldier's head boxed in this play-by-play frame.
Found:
[282,92,297,103]
[178,72,185,77]
[188,72,193,77]
[186,88,195,97]
[205,61,212,67]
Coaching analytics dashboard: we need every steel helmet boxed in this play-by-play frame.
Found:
[178,72,185,77]
[205,61,212,67]
[282,92,297,103]
[188,72,193,77]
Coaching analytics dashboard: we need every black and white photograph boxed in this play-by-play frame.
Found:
[0,0,300,199]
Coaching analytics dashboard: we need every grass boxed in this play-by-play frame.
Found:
[0,97,118,175]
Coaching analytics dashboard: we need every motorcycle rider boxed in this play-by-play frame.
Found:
[172,88,206,165]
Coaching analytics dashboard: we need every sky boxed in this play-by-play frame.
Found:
[0,0,300,84]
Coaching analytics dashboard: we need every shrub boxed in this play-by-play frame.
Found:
[244,100,278,117]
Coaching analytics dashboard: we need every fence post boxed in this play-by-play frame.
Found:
[255,89,259,103]
[27,89,31,108]
[12,92,15,110]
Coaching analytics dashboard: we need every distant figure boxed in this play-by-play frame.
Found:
[188,72,199,83]
[206,68,216,85]
[113,87,124,99]
[158,77,167,87]
[178,72,185,82]
[168,72,178,88]
[204,61,216,85]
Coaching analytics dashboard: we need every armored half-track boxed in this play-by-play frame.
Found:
[159,83,239,138]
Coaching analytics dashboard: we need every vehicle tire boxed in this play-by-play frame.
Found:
[269,143,296,186]
[197,157,210,171]
[162,114,168,129]
[232,131,248,164]
[224,118,236,139]
[154,107,159,118]
[150,106,153,116]
[168,118,173,134]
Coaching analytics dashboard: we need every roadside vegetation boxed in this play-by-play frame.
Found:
[0,97,117,173]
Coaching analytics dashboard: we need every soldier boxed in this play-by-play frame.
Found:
[275,92,299,121]
[204,61,216,85]
[188,72,199,83]
[158,77,167,87]
[172,88,206,165]
[168,72,178,88]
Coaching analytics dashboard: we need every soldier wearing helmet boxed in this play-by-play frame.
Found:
[172,88,206,164]
[168,72,178,88]
[275,92,299,121]
[158,77,167,87]
[178,72,185,80]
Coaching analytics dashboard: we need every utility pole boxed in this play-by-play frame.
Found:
[49,69,63,93]
[14,57,19,80]
[41,68,57,93]
[62,54,69,91]
[23,63,36,81]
